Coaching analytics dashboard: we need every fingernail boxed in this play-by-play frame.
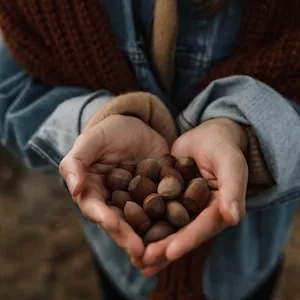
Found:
[66,173,76,194]
[230,202,240,223]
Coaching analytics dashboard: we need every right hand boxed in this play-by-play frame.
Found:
[59,115,169,259]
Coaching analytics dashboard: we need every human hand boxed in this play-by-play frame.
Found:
[139,118,249,276]
[59,115,169,260]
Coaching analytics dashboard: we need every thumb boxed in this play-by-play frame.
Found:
[212,142,248,225]
[59,124,106,197]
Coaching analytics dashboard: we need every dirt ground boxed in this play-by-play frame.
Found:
[0,146,299,300]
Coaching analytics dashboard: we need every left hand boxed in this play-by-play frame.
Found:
[135,118,249,276]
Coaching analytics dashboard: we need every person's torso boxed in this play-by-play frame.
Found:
[76,1,299,300]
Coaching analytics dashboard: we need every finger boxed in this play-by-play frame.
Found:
[130,257,145,269]
[59,155,86,197]
[142,261,170,277]
[211,142,248,225]
[108,218,145,258]
[77,183,145,258]
[165,200,226,262]
[59,125,107,196]
[79,199,145,258]
[142,236,173,265]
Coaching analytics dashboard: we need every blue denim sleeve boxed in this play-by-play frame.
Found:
[177,75,300,209]
[0,39,113,173]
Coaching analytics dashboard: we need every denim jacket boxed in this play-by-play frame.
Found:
[1,1,300,299]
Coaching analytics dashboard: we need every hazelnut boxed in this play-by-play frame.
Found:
[160,166,184,188]
[143,193,165,218]
[183,178,210,213]
[175,156,199,184]
[128,176,156,204]
[118,160,136,176]
[166,201,190,228]
[105,168,132,191]
[135,158,161,182]
[158,154,177,168]
[157,176,182,200]
[124,201,151,235]
[111,190,132,210]
[144,221,175,245]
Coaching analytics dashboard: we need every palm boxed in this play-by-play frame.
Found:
[60,115,169,259]
[140,120,248,275]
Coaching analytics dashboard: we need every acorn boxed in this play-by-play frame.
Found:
[144,221,176,246]
[105,168,132,191]
[128,176,156,204]
[166,201,190,228]
[158,154,177,168]
[118,160,136,176]
[183,178,210,213]
[135,158,161,182]
[111,190,132,210]
[175,156,199,184]
[157,176,182,200]
[143,193,165,218]
[160,166,184,188]
[124,201,151,235]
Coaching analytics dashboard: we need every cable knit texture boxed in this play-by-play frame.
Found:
[0,0,139,94]
[0,1,298,300]
[186,0,300,110]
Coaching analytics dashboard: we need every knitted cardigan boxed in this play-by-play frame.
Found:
[1,0,299,299]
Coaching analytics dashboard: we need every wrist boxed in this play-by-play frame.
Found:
[201,118,248,153]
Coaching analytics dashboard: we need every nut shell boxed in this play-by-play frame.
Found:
[158,154,176,168]
[143,193,165,218]
[124,201,151,234]
[175,156,199,184]
[128,176,156,204]
[118,160,136,176]
[166,201,190,227]
[160,166,184,188]
[144,221,175,245]
[157,176,182,200]
[111,190,132,210]
[105,168,132,191]
[183,178,210,213]
[135,158,161,182]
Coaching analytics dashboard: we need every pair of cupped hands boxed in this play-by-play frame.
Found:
[59,114,249,277]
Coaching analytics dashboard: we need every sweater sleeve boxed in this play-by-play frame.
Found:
[177,75,300,209]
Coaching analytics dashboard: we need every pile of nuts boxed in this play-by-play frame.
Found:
[105,154,211,245]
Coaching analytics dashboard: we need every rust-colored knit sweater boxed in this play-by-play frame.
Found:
[1,0,300,106]
[0,1,300,300]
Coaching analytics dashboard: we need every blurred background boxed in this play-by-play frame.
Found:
[0,145,299,300]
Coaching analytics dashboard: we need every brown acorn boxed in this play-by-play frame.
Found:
[158,154,177,168]
[175,156,199,184]
[105,168,132,191]
[118,160,136,176]
[143,193,165,218]
[157,176,182,200]
[166,201,190,228]
[144,221,176,246]
[135,158,161,182]
[160,166,184,188]
[111,190,132,210]
[183,178,210,213]
[128,176,156,204]
[124,201,151,235]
